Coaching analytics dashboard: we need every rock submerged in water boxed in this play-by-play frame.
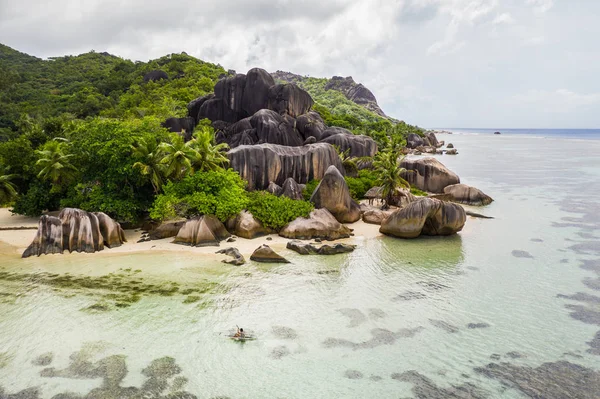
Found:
[173,215,230,247]
[442,184,493,206]
[380,198,466,238]
[286,240,356,255]
[401,157,460,193]
[279,209,352,241]
[228,143,343,191]
[226,210,274,239]
[250,244,290,263]
[22,208,126,258]
[216,247,245,266]
[310,165,361,223]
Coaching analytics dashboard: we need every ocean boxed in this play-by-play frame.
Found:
[440,128,600,140]
[0,131,599,398]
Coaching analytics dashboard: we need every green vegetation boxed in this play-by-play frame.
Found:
[0,167,18,205]
[290,77,425,147]
[303,180,321,201]
[410,187,428,197]
[0,43,426,223]
[345,169,379,201]
[373,150,411,208]
[246,192,314,229]
[150,169,249,222]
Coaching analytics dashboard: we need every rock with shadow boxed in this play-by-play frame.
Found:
[280,209,352,241]
[310,165,361,223]
[216,247,245,266]
[173,215,230,247]
[380,198,466,238]
[250,244,290,263]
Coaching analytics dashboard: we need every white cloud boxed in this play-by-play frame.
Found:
[513,89,600,113]
[527,0,554,13]
[0,0,599,127]
[492,12,515,25]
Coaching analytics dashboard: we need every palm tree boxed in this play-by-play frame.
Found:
[334,146,371,177]
[187,126,230,172]
[373,150,410,209]
[158,134,198,181]
[0,167,18,205]
[131,137,166,193]
[35,139,77,187]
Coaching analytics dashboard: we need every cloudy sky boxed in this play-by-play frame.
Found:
[1,0,598,128]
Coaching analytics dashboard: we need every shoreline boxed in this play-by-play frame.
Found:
[0,207,384,261]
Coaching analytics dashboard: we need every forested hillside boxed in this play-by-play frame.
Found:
[0,44,424,225]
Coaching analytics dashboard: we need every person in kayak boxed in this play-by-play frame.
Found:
[234,327,245,338]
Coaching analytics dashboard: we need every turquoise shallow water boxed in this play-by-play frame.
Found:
[1,133,599,398]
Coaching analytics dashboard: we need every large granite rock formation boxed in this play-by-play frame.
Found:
[267,83,314,118]
[215,109,304,149]
[296,111,327,141]
[242,68,275,116]
[406,133,425,149]
[424,132,441,148]
[22,216,64,258]
[320,128,377,158]
[143,70,168,82]
[59,208,104,253]
[162,117,196,141]
[148,221,185,240]
[442,184,493,206]
[227,143,343,190]
[380,198,466,238]
[279,209,352,241]
[401,157,460,193]
[22,208,125,258]
[324,76,386,117]
[173,215,231,247]
[226,211,274,239]
[250,245,290,263]
[194,68,312,126]
[310,165,361,223]
[94,212,126,248]
[250,109,303,146]
[187,94,215,124]
[272,71,387,117]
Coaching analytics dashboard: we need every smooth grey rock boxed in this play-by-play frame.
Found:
[227,143,343,191]
[250,244,290,263]
[280,178,304,200]
[380,198,466,238]
[226,211,274,239]
[443,184,493,206]
[173,215,230,247]
[279,209,352,241]
[216,247,245,266]
[401,157,460,193]
[310,165,361,223]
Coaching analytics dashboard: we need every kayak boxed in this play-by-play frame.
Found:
[228,335,256,341]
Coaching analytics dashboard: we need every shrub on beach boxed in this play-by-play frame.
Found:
[150,169,249,222]
[247,191,313,230]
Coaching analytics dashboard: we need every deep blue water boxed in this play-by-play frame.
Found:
[438,128,600,140]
